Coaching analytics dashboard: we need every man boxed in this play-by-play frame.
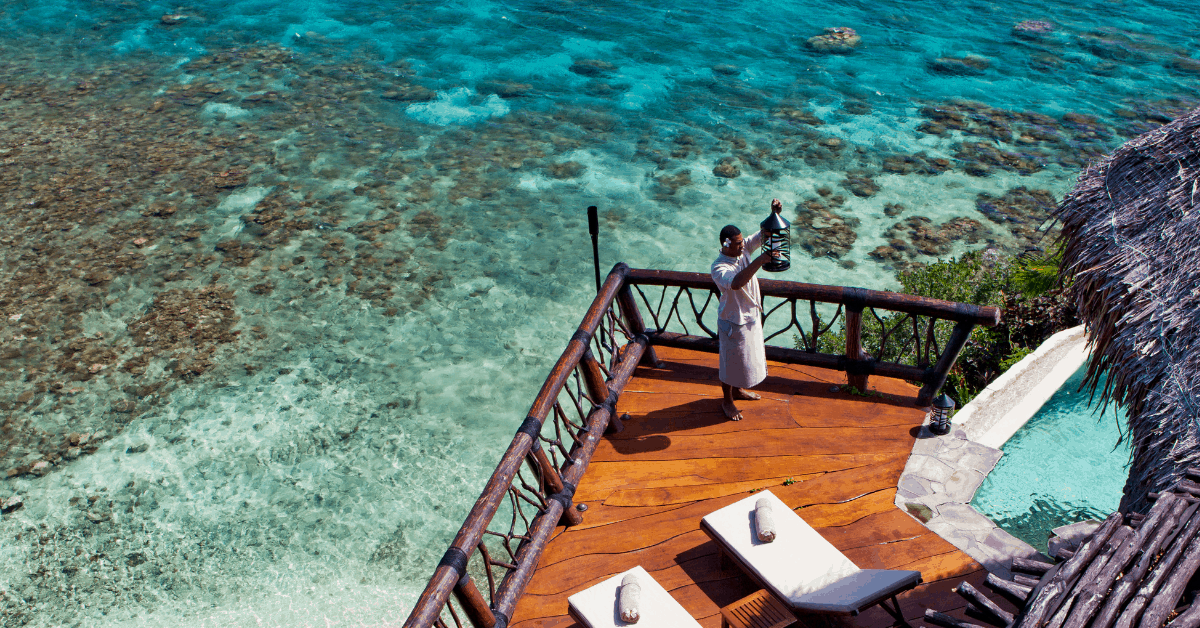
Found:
[711,198,783,421]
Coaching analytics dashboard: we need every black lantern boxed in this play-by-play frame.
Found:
[929,393,955,435]
[760,210,791,272]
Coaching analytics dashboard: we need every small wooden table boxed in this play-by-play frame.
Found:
[720,589,798,628]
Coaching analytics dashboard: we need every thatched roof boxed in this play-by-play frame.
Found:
[1056,106,1200,514]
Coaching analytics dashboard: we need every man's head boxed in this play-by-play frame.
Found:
[719,225,743,257]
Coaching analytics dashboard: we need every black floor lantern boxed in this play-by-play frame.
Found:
[929,393,956,435]
[760,209,791,272]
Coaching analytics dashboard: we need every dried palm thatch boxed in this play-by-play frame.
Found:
[1056,106,1200,515]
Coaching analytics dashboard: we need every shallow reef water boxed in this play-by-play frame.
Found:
[0,0,1195,624]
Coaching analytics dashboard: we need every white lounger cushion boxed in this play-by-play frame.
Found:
[568,565,702,628]
[701,490,919,613]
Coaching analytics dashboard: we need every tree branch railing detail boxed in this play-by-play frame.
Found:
[403,263,999,628]
[624,268,998,403]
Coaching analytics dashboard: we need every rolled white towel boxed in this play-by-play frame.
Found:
[619,573,641,623]
[755,497,776,542]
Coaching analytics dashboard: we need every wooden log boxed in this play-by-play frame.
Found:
[1186,468,1200,482]
[1166,602,1200,628]
[1046,525,1134,628]
[917,321,976,406]
[844,307,868,391]
[624,268,1002,326]
[1137,518,1200,628]
[966,604,1012,628]
[956,581,1015,626]
[1114,502,1200,628]
[616,283,660,367]
[402,265,631,628]
[580,349,621,435]
[527,445,583,527]
[986,573,1032,605]
[452,575,497,628]
[1014,574,1043,588]
[1066,514,1164,628]
[491,338,647,625]
[1013,558,1054,576]
[1015,512,1122,628]
[1055,547,1076,561]
[926,609,990,628]
[1094,496,1190,628]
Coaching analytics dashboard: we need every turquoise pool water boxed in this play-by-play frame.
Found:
[972,366,1131,551]
[0,0,1193,625]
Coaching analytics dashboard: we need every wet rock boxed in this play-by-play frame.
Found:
[126,443,149,454]
[30,460,51,476]
[840,172,879,197]
[482,81,533,98]
[546,161,586,179]
[1012,20,1054,40]
[712,157,741,179]
[842,100,871,115]
[884,203,905,217]
[954,142,1044,175]
[569,59,617,77]
[772,106,823,126]
[882,153,951,175]
[160,14,189,26]
[2,494,23,513]
[1168,57,1200,75]
[806,27,861,54]
[381,84,436,102]
[929,55,991,75]
[712,64,741,76]
[84,511,111,523]
[651,170,692,200]
[883,216,991,259]
[793,199,859,258]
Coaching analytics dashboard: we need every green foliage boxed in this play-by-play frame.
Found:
[783,477,796,486]
[897,251,1011,307]
[1000,345,1034,372]
[1011,246,1067,297]
[791,249,1078,408]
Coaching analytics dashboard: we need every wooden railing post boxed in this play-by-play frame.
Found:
[917,321,976,406]
[581,349,622,434]
[452,573,497,628]
[617,283,660,367]
[527,442,584,526]
[844,305,869,391]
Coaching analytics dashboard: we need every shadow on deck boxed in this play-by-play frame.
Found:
[511,346,1017,628]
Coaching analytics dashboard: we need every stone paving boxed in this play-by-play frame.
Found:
[895,423,1051,579]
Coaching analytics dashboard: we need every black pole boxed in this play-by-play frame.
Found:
[587,205,601,293]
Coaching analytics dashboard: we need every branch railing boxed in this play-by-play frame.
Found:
[625,268,1000,405]
[403,263,1000,628]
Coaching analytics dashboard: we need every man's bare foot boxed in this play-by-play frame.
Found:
[721,401,743,421]
[733,388,761,401]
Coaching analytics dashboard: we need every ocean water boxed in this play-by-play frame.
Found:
[0,0,1194,625]
[972,367,1130,552]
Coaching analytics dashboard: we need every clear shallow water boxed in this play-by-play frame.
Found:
[973,367,1130,552]
[0,0,1192,625]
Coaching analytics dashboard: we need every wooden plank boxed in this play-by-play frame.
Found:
[797,487,899,527]
[566,501,691,531]
[894,548,986,582]
[609,393,802,438]
[603,474,822,507]
[576,453,894,499]
[591,425,915,462]
[774,455,910,507]
[816,508,940,550]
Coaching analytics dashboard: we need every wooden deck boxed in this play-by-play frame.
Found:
[510,346,1017,628]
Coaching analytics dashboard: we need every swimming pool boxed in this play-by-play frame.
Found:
[971,365,1130,550]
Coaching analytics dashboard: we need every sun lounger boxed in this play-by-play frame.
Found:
[701,490,921,627]
[567,565,703,628]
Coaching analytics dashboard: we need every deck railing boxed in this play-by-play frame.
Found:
[403,263,1000,628]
